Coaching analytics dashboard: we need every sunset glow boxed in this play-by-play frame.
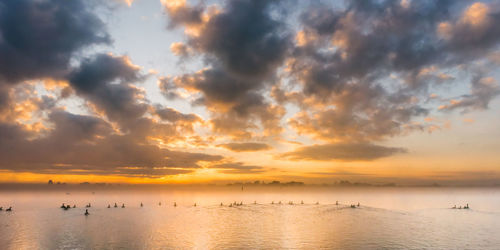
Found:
[1,0,499,185]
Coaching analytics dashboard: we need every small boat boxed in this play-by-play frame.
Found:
[108,204,111,208]
[0,207,3,211]
[221,202,224,206]
[84,209,89,216]
[114,203,118,208]
[6,207,12,212]
[121,204,125,208]
[194,203,197,207]
[350,204,356,208]
[301,200,304,205]
[140,202,143,207]
[73,205,76,208]
[357,202,360,207]
[174,202,177,207]
[60,203,66,209]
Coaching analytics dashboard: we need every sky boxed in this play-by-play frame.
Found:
[0,0,499,185]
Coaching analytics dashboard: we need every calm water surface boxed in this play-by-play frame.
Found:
[1,187,499,249]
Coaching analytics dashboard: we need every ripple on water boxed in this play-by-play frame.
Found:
[0,189,499,249]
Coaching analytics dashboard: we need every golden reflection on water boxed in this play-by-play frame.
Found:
[1,188,500,249]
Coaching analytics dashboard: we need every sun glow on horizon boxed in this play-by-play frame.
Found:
[0,0,499,186]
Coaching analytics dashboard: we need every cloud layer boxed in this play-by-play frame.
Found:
[279,143,407,162]
[1,0,500,181]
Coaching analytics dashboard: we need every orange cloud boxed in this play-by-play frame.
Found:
[217,142,272,152]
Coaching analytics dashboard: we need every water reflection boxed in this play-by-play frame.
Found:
[1,188,499,249]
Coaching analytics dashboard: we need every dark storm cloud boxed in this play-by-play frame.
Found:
[164,0,291,137]
[0,84,10,114]
[189,0,290,78]
[299,7,340,36]
[0,0,110,83]
[279,143,407,162]
[174,68,266,116]
[165,0,291,78]
[217,142,272,152]
[69,53,143,93]
[68,53,149,129]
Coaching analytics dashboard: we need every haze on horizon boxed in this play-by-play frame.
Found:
[0,0,499,185]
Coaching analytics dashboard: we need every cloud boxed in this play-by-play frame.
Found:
[121,0,134,7]
[154,106,202,133]
[217,142,272,152]
[0,0,110,83]
[68,53,149,130]
[170,42,192,58]
[48,110,112,142]
[155,106,201,123]
[438,2,500,53]
[439,74,500,112]
[209,162,265,174]
[163,0,500,144]
[188,0,290,78]
[158,76,182,100]
[287,82,428,142]
[292,1,500,93]
[0,110,224,178]
[275,0,500,144]
[162,0,204,28]
[163,0,291,138]
[3,0,500,181]
[0,0,237,179]
[69,53,143,93]
[279,143,407,161]
[0,84,11,116]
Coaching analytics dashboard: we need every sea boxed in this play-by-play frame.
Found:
[0,186,499,249]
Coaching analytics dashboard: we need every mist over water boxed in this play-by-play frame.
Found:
[1,187,499,249]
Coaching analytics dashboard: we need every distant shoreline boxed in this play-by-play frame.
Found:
[1,182,500,191]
